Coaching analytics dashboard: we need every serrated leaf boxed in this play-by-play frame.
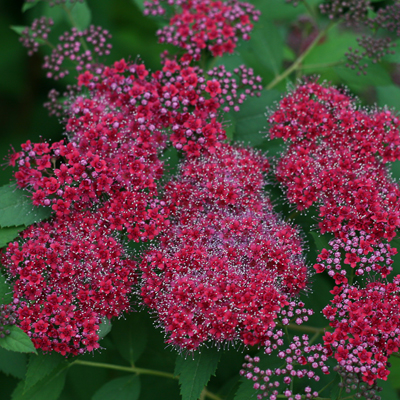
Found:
[97,318,112,340]
[0,325,37,354]
[111,313,147,365]
[22,1,40,12]
[10,26,27,36]
[92,375,141,400]
[0,226,24,248]
[68,0,92,31]
[12,362,68,400]
[242,22,284,76]
[0,184,52,228]
[24,352,65,392]
[233,89,281,146]
[233,376,256,400]
[0,273,13,304]
[174,348,221,400]
[0,347,27,379]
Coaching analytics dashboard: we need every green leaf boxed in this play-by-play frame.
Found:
[0,184,52,228]
[0,325,37,354]
[233,376,256,400]
[242,22,284,76]
[92,375,141,400]
[376,85,400,110]
[97,318,112,340]
[22,1,40,12]
[111,313,147,365]
[388,355,400,389]
[0,347,27,379]
[329,374,341,400]
[233,89,281,146]
[0,273,13,304]
[131,0,145,11]
[303,27,357,67]
[309,231,332,252]
[24,352,65,392]
[68,0,92,31]
[379,379,400,400]
[174,347,221,400]
[10,26,27,36]
[334,63,392,91]
[12,362,68,400]
[0,226,24,248]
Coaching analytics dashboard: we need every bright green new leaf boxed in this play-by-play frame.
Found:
[22,1,40,12]
[69,0,92,31]
[10,26,27,36]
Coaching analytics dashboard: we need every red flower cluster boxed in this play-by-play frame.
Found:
[140,144,310,350]
[144,0,260,59]
[322,277,400,386]
[1,209,136,355]
[241,332,330,400]
[269,82,400,242]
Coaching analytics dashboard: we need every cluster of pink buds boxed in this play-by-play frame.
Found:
[20,20,112,80]
[1,208,136,355]
[144,0,260,59]
[241,332,330,400]
[140,144,311,350]
[314,228,397,282]
[19,16,54,56]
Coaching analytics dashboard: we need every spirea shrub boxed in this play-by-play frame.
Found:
[2,1,400,400]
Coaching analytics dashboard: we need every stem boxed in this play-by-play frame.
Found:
[285,323,327,334]
[202,388,223,400]
[72,360,224,400]
[71,359,178,380]
[265,22,336,90]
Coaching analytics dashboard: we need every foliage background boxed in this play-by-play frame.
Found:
[3,0,400,399]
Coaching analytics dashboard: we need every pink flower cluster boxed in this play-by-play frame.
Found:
[323,277,400,386]
[241,332,330,400]
[144,0,260,59]
[270,81,400,388]
[269,82,400,242]
[1,209,136,355]
[140,144,311,350]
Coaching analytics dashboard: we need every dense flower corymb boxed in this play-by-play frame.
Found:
[1,208,136,355]
[140,144,310,350]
